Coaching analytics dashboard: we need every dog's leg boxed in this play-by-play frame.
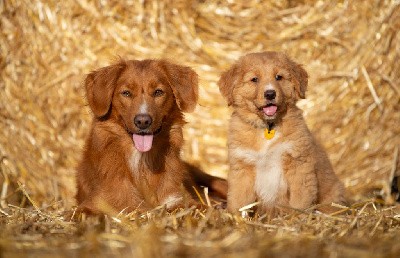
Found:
[157,170,198,210]
[159,186,202,211]
[286,162,318,210]
[317,180,347,213]
[227,161,257,214]
[80,180,152,215]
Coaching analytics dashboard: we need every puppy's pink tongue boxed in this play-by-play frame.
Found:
[263,106,277,116]
[132,134,153,152]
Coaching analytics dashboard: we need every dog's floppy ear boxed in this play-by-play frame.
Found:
[218,64,239,106]
[291,62,308,99]
[85,62,125,118]
[160,60,199,113]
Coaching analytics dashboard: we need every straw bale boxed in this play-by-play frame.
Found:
[1,0,399,207]
[0,0,399,256]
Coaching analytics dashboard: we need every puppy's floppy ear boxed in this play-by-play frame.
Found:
[218,64,239,106]
[160,60,199,113]
[291,62,308,99]
[85,62,125,118]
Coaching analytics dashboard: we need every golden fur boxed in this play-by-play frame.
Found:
[218,51,346,215]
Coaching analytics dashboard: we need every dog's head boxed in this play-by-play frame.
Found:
[85,59,198,152]
[218,51,308,127]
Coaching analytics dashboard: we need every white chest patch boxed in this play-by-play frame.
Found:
[230,132,292,206]
[129,148,142,181]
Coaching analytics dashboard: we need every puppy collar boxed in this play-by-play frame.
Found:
[264,122,275,140]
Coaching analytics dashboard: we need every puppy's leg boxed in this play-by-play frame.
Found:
[317,180,347,213]
[227,161,257,214]
[286,162,318,210]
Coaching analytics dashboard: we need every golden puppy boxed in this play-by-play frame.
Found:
[218,51,346,215]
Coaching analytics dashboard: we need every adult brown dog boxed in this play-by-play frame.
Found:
[218,51,346,215]
[76,59,227,214]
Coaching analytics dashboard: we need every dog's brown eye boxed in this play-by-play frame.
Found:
[275,74,283,81]
[121,90,132,97]
[154,89,164,97]
[250,77,258,83]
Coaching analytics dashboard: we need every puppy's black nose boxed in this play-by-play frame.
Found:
[264,90,276,100]
[134,114,153,130]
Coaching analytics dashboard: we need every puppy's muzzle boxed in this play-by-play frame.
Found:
[134,114,153,130]
[264,90,276,100]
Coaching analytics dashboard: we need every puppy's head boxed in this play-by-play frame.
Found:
[218,51,308,127]
[85,59,198,152]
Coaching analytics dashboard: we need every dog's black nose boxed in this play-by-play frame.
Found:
[134,114,153,130]
[264,90,276,100]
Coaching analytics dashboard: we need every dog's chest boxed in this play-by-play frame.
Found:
[231,133,292,206]
[256,138,292,206]
[128,148,164,185]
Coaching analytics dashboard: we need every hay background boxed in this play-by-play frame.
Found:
[1,0,399,208]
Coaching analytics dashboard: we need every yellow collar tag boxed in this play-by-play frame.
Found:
[264,129,275,140]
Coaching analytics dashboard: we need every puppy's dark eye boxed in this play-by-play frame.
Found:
[154,89,164,97]
[275,74,283,81]
[121,90,132,97]
[250,77,258,83]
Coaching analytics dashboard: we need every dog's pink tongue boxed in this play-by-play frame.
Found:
[132,134,153,152]
[263,106,277,116]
